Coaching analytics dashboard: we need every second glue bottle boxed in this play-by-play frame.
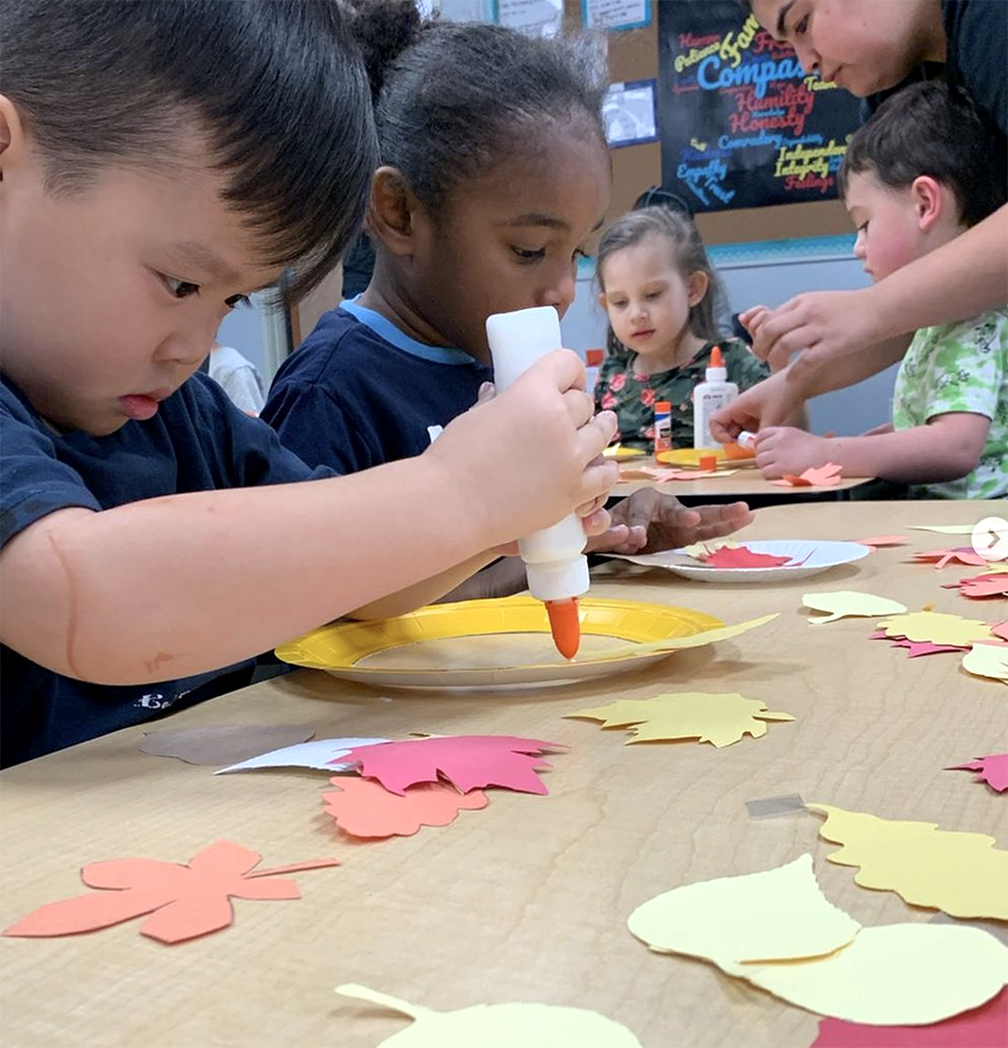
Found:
[692,345,737,449]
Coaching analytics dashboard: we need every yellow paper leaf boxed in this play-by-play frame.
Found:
[334,984,642,1047]
[586,614,779,662]
[876,611,996,647]
[803,591,907,624]
[627,855,860,975]
[808,804,1008,919]
[567,692,794,748]
[681,538,740,561]
[962,643,1008,684]
[743,924,1008,1025]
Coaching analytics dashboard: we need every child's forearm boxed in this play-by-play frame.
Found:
[349,550,503,619]
[0,457,501,685]
[820,423,985,484]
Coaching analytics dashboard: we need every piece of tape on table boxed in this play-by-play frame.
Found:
[746,794,807,819]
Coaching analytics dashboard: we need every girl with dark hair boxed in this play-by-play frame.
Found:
[593,207,770,450]
[263,1,753,594]
[0,0,618,765]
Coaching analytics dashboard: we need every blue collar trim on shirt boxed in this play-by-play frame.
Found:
[341,298,480,366]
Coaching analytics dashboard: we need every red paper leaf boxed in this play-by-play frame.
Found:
[947,754,1008,793]
[700,545,794,568]
[868,630,969,658]
[812,986,1008,1047]
[338,736,564,796]
[3,840,338,944]
[913,547,989,569]
[322,777,489,838]
[952,573,1008,599]
[855,535,907,549]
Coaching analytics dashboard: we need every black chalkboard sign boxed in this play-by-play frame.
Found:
[657,0,862,212]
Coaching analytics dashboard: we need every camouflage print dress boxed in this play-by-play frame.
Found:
[593,338,770,450]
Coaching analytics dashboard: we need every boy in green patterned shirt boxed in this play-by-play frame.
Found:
[749,82,1007,498]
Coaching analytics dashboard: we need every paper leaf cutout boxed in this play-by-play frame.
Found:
[868,630,969,658]
[772,463,843,487]
[952,572,1008,599]
[700,546,793,569]
[681,538,740,560]
[962,643,1008,684]
[743,924,1008,1026]
[214,737,389,774]
[804,591,908,624]
[812,986,1008,1047]
[627,855,860,975]
[992,620,1008,642]
[876,611,996,647]
[566,692,793,748]
[334,984,643,1047]
[947,754,1008,793]
[137,724,315,766]
[591,613,778,661]
[619,466,734,482]
[913,547,990,568]
[907,524,980,535]
[854,535,907,550]
[338,736,563,796]
[2,841,339,944]
[807,804,1008,919]
[321,778,488,838]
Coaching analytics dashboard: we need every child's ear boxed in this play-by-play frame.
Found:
[0,95,28,184]
[368,166,422,257]
[687,270,709,307]
[597,291,608,311]
[910,175,945,232]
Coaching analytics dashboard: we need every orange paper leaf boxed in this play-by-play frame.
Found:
[322,777,488,838]
[3,841,339,944]
[913,548,989,569]
[854,536,907,550]
[772,463,843,488]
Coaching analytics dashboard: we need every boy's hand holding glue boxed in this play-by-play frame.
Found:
[753,426,832,479]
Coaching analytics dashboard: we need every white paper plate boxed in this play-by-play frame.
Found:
[610,540,870,583]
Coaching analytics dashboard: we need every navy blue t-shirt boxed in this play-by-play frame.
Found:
[0,372,332,767]
[262,300,493,473]
[866,0,1007,140]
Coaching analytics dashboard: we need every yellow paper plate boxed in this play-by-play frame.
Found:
[657,446,755,467]
[603,444,647,460]
[275,595,723,689]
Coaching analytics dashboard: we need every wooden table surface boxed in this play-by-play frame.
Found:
[611,457,874,499]
[2,500,1006,1048]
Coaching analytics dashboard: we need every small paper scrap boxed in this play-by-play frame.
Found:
[855,536,907,550]
[807,804,1008,920]
[993,620,1008,642]
[627,855,860,975]
[334,984,643,1047]
[811,987,1008,1048]
[321,778,488,839]
[2,841,339,944]
[803,591,907,624]
[681,538,740,560]
[946,754,1008,793]
[772,463,843,488]
[962,643,1008,684]
[338,735,564,796]
[214,737,389,774]
[566,692,793,748]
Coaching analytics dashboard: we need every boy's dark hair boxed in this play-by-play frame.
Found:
[595,206,727,350]
[2,0,379,301]
[348,0,608,218]
[840,81,1007,228]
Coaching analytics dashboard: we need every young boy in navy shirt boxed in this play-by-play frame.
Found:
[0,0,618,766]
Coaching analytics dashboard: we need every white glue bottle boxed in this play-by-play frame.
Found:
[692,345,738,448]
[485,306,590,659]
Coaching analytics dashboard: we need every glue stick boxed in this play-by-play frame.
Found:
[485,306,589,660]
